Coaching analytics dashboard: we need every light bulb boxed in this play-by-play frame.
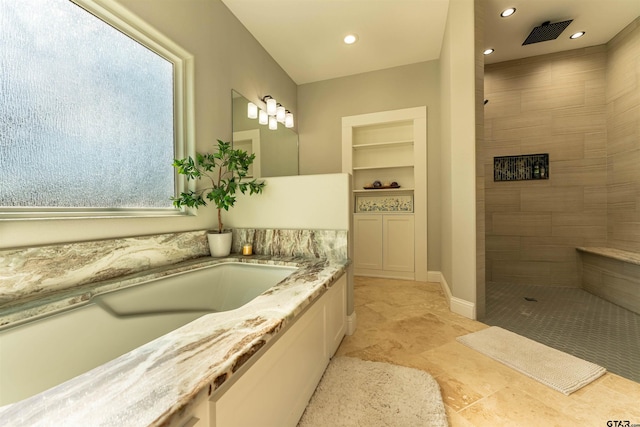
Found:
[258,109,268,125]
[276,105,286,123]
[285,112,294,128]
[268,115,277,130]
[344,34,358,45]
[266,96,277,116]
[500,8,516,18]
[247,102,258,119]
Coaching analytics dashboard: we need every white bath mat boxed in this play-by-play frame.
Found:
[457,326,606,395]
[297,356,448,427]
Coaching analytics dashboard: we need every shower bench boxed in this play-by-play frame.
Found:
[577,247,640,315]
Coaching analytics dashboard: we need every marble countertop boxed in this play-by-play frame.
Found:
[0,255,349,426]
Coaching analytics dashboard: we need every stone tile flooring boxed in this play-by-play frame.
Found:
[336,276,640,426]
[483,281,640,383]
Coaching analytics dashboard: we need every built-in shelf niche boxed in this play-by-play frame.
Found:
[342,106,427,281]
[494,153,549,182]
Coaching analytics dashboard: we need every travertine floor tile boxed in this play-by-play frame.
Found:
[435,372,485,411]
[338,276,640,426]
[421,342,521,397]
[458,387,579,427]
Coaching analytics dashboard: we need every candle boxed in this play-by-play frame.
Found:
[242,244,253,256]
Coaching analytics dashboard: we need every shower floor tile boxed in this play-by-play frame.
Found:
[483,282,640,383]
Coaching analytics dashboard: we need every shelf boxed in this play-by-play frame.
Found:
[353,163,413,171]
[354,211,414,215]
[352,140,413,150]
[353,187,414,193]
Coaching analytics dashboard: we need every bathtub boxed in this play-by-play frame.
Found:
[0,262,297,406]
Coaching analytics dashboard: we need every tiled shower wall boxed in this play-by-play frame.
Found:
[606,18,640,252]
[484,17,640,287]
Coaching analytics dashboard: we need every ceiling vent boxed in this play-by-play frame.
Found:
[523,20,573,45]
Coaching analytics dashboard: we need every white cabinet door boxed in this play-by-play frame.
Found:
[383,215,415,272]
[354,214,383,270]
[325,276,347,357]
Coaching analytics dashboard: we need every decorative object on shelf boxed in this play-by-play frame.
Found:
[494,153,549,182]
[363,180,401,190]
[172,140,266,257]
[356,194,414,213]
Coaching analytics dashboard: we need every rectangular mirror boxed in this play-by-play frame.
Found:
[232,90,299,178]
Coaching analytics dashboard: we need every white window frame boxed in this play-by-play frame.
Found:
[0,0,195,220]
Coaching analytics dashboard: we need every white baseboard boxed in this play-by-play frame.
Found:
[346,312,357,336]
[427,270,442,283]
[439,274,476,320]
[450,297,476,320]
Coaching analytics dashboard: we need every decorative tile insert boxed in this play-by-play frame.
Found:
[355,194,414,213]
[494,153,549,182]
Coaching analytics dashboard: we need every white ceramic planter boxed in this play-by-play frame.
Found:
[207,231,233,257]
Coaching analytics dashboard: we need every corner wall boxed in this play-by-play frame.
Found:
[474,0,486,318]
[439,0,477,318]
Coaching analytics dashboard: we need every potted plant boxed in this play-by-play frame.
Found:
[171,139,265,257]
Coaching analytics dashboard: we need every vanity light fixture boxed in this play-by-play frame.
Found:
[276,104,286,123]
[344,34,358,45]
[500,8,516,18]
[247,102,258,119]
[285,111,294,128]
[570,31,585,39]
[262,95,277,116]
[258,109,268,125]
[484,48,494,55]
[253,94,294,130]
[268,115,278,130]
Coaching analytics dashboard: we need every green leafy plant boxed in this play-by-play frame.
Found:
[172,139,265,233]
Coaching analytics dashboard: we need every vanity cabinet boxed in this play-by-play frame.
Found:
[354,214,414,277]
[178,398,210,427]
[210,275,347,427]
[342,107,427,280]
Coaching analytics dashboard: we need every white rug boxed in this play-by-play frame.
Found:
[297,356,448,427]
[457,326,606,395]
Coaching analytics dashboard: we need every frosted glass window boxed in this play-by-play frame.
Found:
[0,0,178,211]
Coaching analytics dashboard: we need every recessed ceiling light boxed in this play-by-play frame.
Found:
[570,31,586,39]
[344,34,359,45]
[484,48,495,55]
[500,8,516,18]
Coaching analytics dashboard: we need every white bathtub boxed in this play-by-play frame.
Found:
[0,262,297,406]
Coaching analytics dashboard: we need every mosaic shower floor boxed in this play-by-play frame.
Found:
[483,282,640,383]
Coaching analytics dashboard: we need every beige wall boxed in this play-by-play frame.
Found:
[224,174,350,231]
[606,18,640,252]
[439,0,477,314]
[297,61,442,271]
[485,47,610,287]
[0,0,297,249]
